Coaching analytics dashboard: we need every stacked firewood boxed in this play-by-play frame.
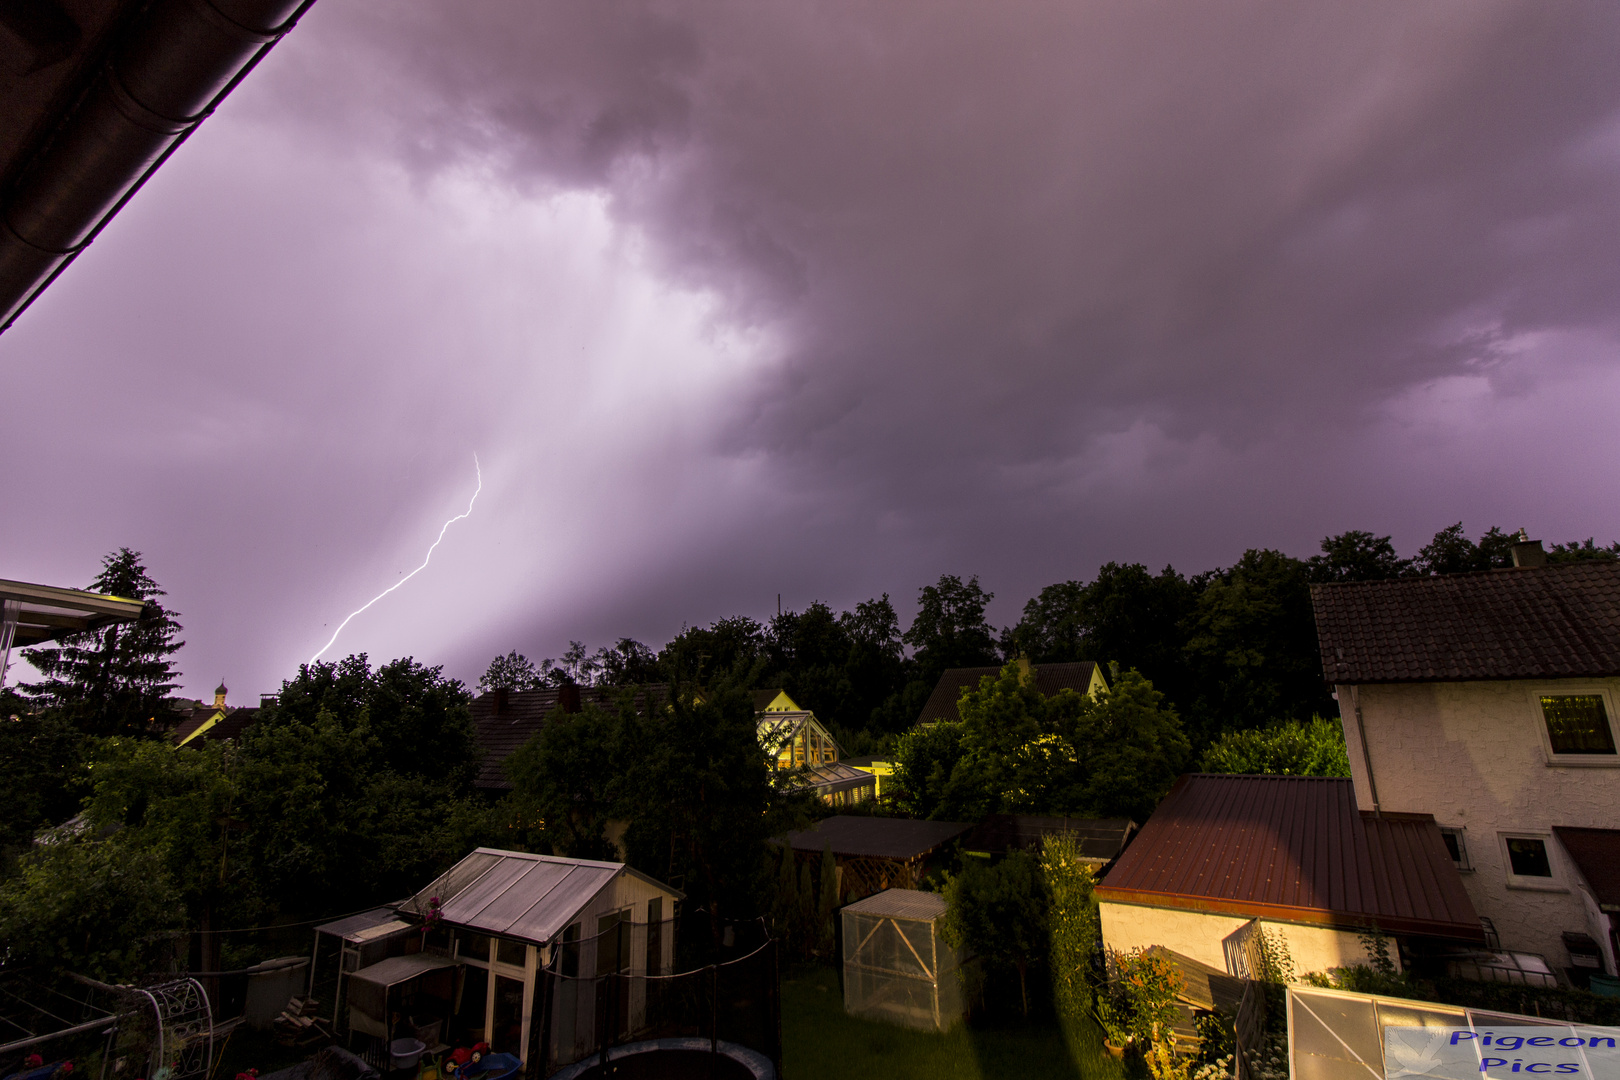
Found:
[273,998,333,1048]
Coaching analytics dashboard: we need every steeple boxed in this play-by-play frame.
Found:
[214,679,227,710]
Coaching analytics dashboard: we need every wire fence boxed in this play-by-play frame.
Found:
[536,919,780,1078]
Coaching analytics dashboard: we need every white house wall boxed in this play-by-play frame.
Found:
[1338,678,1620,968]
[1099,901,1390,977]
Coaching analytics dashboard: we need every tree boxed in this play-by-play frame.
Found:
[503,702,624,860]
[1200,717,1350,777]
[1056,669,1190,822]
[0,695,83,871]
[1413,523,1514,576]
[1308,531,1410,582]
[903,575,1000,686]
[236,654,486,914]
[1183,549,1330,742]
[23,548,184,736]
[940,850,1049,1015]
[478,651,543,693]
[0,838,184,979]
[1548,538,1620,562]
[1004,564,1200,717]
[890,720,968,819]
[658,617,767,686]
[616,676,812,946]
[592,638,660,685]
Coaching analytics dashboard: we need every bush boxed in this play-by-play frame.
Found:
[1041,834,1099,1031]
[1200,716,1349,777]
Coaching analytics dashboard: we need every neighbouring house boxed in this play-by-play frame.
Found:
[173,681,262,746]
[1096,774,1485,978]
[915,659,1107,726]
[776,815,973,902]
[959,814,1135,866]
[842,756,894,797]
[468,684,669,791]
[1311,547,1620,981]
[755,689,876,806]
[313,848,683,1073]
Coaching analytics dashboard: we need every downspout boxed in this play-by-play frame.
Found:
[1347,684,1380,817]
[0,0,318,332]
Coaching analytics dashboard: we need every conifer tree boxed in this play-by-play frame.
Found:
[24,548,183,736]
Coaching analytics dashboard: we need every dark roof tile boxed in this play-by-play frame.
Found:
[916,661,1099,725]
[1311,563,1620,683]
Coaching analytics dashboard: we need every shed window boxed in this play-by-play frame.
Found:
[496,937,526,967]
[559,923,580,978]
[1505,837,1552,878]
[1540,695,1617,755]
[457,931,492,963]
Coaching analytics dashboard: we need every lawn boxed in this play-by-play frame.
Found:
[780,965,1129,1080]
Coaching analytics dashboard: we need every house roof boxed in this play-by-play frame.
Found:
[1097,774,1483,941]
[174,706,260,747]
[1311,563,1620,684]
[778,815,972,860]
[915,661,1101,725]
[0,577,145,647]
[800,762,877,797]
[961,814,1135,862]
[399,847,681,946]
[1552,827,1620,912]
[469,685,668,789]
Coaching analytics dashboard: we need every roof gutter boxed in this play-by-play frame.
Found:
[0,0,317,334]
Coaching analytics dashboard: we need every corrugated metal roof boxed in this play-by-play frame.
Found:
[349,953,457,990]
[1097,775,1483,940]
[843,888,947,922]
[779,816,972,859]
[916,662,1100,725]
[1311,562,1620,684]
[315,908,398,941]
[401,848,681,946]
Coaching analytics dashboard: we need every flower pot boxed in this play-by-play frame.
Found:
[1104,1042,1126,1059]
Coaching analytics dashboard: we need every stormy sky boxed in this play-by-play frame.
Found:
[5,1,1620,700]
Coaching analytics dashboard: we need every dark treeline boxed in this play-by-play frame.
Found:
[491,523,1618,751]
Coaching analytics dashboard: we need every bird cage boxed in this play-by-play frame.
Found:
[840,889,963,1032]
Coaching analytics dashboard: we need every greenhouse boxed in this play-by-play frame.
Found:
[840,889,963,1032]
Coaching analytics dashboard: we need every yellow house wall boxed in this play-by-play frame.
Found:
[1099,901,1392,978]
[1337,678,1620,966]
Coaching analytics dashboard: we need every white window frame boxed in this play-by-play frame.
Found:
[1497,830,1566,892]
[1525,685,1620,768]
[1437,825,1472,872]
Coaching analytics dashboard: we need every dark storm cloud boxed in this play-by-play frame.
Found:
[5,0,1620,695]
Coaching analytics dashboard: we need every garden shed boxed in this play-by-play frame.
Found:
[840,889,963,1032]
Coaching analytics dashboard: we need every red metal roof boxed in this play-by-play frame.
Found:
[1097,774,1483,941]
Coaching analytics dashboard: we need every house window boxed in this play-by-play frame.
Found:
[1540,695,1618,755]
[457,931,492,964]
[1505,837,1552,878]
[1439,827,1472,871]
[1499,833,1563,891]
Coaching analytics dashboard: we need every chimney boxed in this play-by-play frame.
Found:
[1511,530,1547,568]
[492,687,509,716]
[1016,657,1033,683]
[259,693,278,709]
[558,684,582,714]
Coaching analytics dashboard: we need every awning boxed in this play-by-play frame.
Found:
[314,908,399,942]
[1554,827,1620,912]
[350,954,457,993]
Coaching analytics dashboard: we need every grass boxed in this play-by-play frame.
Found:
[780,965,1129,1080]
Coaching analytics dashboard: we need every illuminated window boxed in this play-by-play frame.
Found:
[1539,695,1617,755]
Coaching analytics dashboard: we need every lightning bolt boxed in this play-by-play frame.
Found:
[310,454,483,664]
